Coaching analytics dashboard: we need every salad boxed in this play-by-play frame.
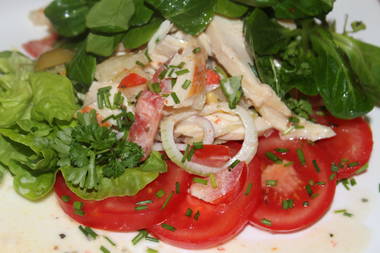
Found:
[0,0,379,252]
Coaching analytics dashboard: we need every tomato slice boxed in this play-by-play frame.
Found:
[54,161,190,232]
[206,69,220,85]
[148,158,262,249]
[315,116,373,180]
[249,132,336,233]
[118,73,148,88]
[190,144,231,167]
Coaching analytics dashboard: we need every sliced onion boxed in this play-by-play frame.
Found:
[186,116,215,144]
[160,103,258,176]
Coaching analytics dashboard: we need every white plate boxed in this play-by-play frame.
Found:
[0,1,379,253]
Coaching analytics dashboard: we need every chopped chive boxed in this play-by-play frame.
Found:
[315,111,325,116]
[145,236,159,243]
[135,205,148,210]
[303,201,309,207]
[187,146,196,161]
[132,230,148,245]
[148,82,161,94]
[288,116,300,124]
[265,180,277,187]
[315,181,326,185]
[136,60,145,67]
[284,161,294,167]
[104,236,116,246]
[182,144,191,163]
[136,200,153,205]
[170,92,180,104]
[331,163,339,172]
[161,191,174,209]
[181,79,191,89]
[97,86,112,109]
[147,248,159,253]
[161,223,176,232]
[175,182,180,194]
[177,62,186,69]
[282,199,294,210]
[308,179,315,186]
[329,173,336,181]
[350,178,357,186]
[348,161,360,167]
[175,69,190,76]
[294,125,305,129]
[192,47,201,54]
[296,149,306,165]
[244,183,253,196]
[265,152,282,164]
[185,208,193,217]
[334,209,346,213]
[305,184,313,197]
[275,148,288,153]
[159,69,168,80]
[194,210,201,221]
[112,91,124,109]
[73,201,85,216]
[334,209,353,217]
[61,195,70,202]
[209,173,218,189]
[193,177,208,185]
[229,159,241,170]
[340,178,350,190]
[171,78,177,88]
[261,218,272,226]
[343,212,353,217]
[193,141,204,149]
[79,225,98,240]
[355,163,368,174]
[100,245,111,253]
[144,50,152,62]
[312,160,321,173]
[167,68,175,78]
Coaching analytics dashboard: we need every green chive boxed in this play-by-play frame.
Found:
[100,246,111,253]
[209,173,218,189]
[265,180,277,187]
[175,69,190,76]
[182,79,191,89]
[171,92,180,104]
[194,210,201,221]
[261,218,272,226]
[312,160,321,173]
[289,116,300,124]
[185,208,193,217]
[193,177,208,185]
[136,60,145,67]
[182,144,191,163]
[192,47,201,54]
[161,191,174,209]
[136,200,153,205]
[148,82,161,94]
[348,161,360,167]
[175,182,180,194]
[167,68,175,78]
[145,236,159,243]
[113,91,124,109]
[144,50,152,62]
[73,201,85,216]
[193,141,204,149]
[132,230,148,245]
[161,223,176,232]
[147,248,158,253]
[296,149,306,165]
[171,78,177,88]
[350,178,357,186]
[305,184,313,197]
[61,195,70,202]
[282,199,294,210]
[244,183,253,196]
[159,69,168,80]
[303,201,310,207]
[104,236,116,246]
[329,173,336,181]
[135,205,148,210]
[275,148,288,153]
[156,189,165,198]
[355,163,368,174]
[284,161,294,167]
[331,163,339,172]
[229,159,241,169]
[79,225,98,240]
[265,152,282,164]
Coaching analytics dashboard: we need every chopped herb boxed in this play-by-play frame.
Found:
[331,163,339,172]
[265,152,282,164]
[334,209,353,217]
[73,201,85,216]
[348,161,360,167]
[265,180,277,187]
[185,208,193,217]
[136,200,153,205]
[312,160,321,173]
[193,177,208,185]
[147,248,158,253]
[355,163,368,174]
[350,178,357,186]
[100,245,111,253]
[135,205,148,210]
[175,182,180,194]
[61,195,70,202]
[104,236,116,246]
[145,236,159,243]
[175,69,190,76]
[315,181,326,185]
[275,148,288,153]
[158,69,168,80]
[194,210,201,221]
[244,183,253,195]
[261,218,272,226]
[171,78,177,87]
[167,68,175,78]
[161,191,174,209]
[170,92,180,104]
[282,199,294,210]
[182,144,191,162]
[193,141,204,150]
[112,91,124,109]
[192,47,201,54]
[156,189,166,198]
[284,161,294,167]
[136,60,145,67]
[296,149,306,165]
[144,50,152,62]
[161,223,176,232]
[305,184,313,197]
[229,159,241,169]
[288,116,300,124]
[303,201,310,207]
[149,82,161,94]
[209,173,218,189]
[97,86,112,109]
[220,76,243,109]
[79,225,98,240]
[329,173,336,181]
[132,230,148,245]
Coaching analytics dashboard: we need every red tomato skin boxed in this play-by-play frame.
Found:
[206,69,220,85]
[54,161,191,232]
[22,33,57,58]
[148,158,263,249]
[118,73,148,88]
[249,132,336,233]
[315,116,373,180]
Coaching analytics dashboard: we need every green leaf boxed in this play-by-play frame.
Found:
[215,0,248,18]
[244,9,296,55]
[139,151,167,173]
[67,44,97,88]
[45,0,90,37]
[86,33,123,57]
[333,33,380,105]
[0,163,5,183]
[220,76,243,109]
[29,72,78,124]
[123,16,163,49]
[233,0,277,7]
[86,0,135,33]
[130,0,154,26]
[273,0,335,19]
[310,28,373,119]
[146,0,216,35]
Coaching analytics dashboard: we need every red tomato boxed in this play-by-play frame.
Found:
[190,144,231,167]
[22,33,57,58]
[249,132,336,233]
[314,116,373,180]
[206,69,220,85]
[54,161,191,232]
[118,73,148,88]
[148,158,262,249]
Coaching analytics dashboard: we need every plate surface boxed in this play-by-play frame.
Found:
[0,0,379,253]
